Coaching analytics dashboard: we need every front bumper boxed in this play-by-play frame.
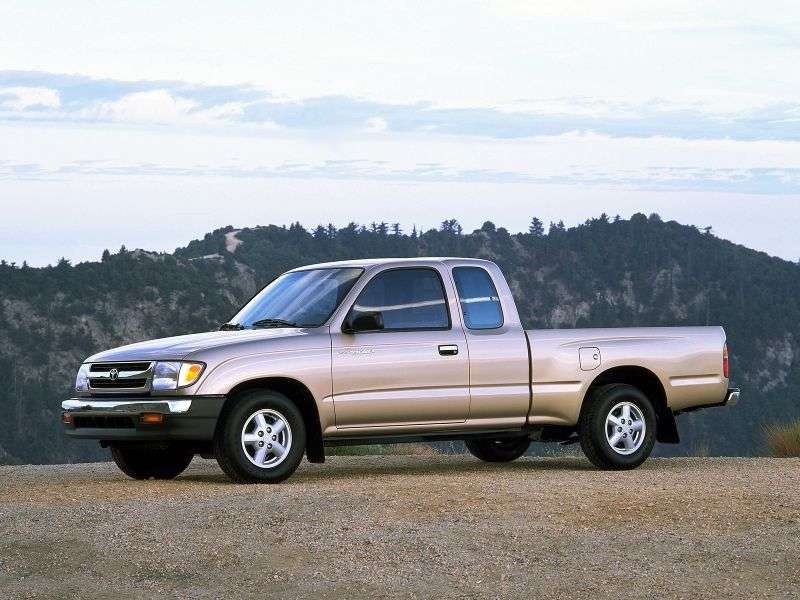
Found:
[61,395,225,441]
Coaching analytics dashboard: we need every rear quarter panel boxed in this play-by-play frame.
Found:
[528,326,728,425]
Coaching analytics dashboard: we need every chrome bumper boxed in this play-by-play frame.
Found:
[61,395,225,441]
[725,388,740,406]
[62,398,192,414]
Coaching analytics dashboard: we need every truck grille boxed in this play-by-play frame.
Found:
[89,362,153,393]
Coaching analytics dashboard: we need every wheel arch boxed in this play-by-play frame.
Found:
[218,377,325,462]
[582,365,679,444]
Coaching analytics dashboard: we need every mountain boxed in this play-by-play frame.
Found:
[1,214,798,464]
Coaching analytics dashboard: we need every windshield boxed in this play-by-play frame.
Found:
[229,267,363,328]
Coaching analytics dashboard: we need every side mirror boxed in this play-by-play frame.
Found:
[342,311,384,333]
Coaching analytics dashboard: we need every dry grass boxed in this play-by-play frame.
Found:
[764,419,800,457]
[692,440,711,457]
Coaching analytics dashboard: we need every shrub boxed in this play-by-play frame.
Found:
[764,420,800,457]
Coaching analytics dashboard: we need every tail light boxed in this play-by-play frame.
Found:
[723,344,730,379]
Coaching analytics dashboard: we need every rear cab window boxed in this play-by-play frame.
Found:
[452,266,504,330]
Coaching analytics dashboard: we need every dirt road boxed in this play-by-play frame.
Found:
[1,456,798,599]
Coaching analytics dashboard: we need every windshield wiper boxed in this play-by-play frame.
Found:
[219,322,244,331]
[250,318,300,328]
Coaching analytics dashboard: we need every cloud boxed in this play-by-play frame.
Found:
[1,70,799,142]
[0,86,60,110]
[364,117,388,133]
[2,157,798,194]
[93,90,197,124]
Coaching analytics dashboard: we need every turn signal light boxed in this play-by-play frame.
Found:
[140,413,165,425]
[62,412,73,424]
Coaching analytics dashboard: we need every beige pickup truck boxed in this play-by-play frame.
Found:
[63,258,739,483]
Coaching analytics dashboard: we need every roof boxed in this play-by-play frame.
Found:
[290,257,495,271]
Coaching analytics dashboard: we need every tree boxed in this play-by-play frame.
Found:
[440,219,462,235]
[288,221,306,237]
[529,217,544,236]
[101,249,111,262]
[481,221,496,233]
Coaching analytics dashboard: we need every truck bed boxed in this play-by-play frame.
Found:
[526,326,728,425]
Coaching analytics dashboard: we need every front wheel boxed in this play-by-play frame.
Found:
[110,442,194,480]
[579,384,656,470]
[465,436,530,463]
[214,390,306,484]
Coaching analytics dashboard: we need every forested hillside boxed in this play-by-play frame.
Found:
[1,213,798,464]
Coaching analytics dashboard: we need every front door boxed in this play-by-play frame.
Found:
[331,267,469,428]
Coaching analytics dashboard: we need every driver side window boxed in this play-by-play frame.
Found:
[348,268,450,331]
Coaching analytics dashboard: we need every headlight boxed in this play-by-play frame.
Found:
[152,361,205,391]
[75,364,90,391]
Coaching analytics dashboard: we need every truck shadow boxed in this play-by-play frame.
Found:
[179,455,599,485]
[292,456,598,482]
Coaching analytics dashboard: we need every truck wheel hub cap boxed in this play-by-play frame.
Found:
[605,402,645,455]
[241,409,292,468]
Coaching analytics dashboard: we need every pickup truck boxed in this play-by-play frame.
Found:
[62,258,739,483]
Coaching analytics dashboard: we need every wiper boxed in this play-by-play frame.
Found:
[219,322,244,331]
[250,318,300,328]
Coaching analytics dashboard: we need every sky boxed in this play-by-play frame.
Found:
[1,1,799,266]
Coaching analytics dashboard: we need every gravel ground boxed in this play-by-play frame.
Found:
[1,456,799,599]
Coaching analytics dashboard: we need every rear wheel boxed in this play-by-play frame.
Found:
[214,390,306,484]
[465,436,530,462]
[579,384,656,470]
[110,442,194,480]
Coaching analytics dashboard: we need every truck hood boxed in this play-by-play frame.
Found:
[85,328,314,362]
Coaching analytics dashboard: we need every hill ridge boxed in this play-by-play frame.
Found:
[1,213,798,463]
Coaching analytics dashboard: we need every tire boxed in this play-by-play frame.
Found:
[110,442,194,480]
[214,390,306,484]
[465,436,530,463]
[579,383,656,470]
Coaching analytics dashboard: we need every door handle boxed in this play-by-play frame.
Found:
[438,344,458,356]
